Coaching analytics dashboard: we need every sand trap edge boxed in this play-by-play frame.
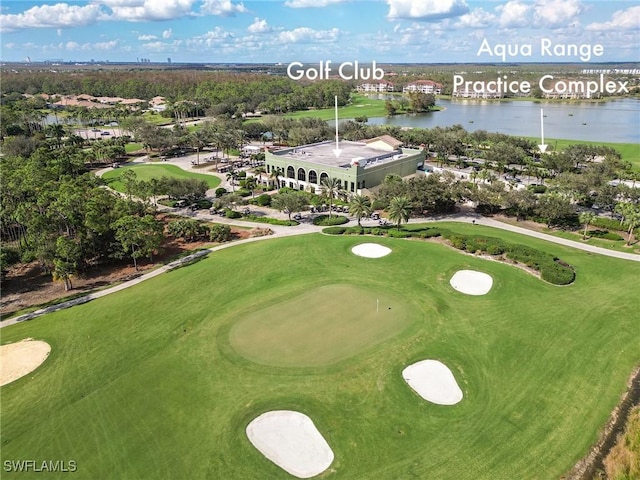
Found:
[246,410,334,478]
[0,339,52,387]
[449,269,493,295]
[351,243,392,258]
[402,359,464,406]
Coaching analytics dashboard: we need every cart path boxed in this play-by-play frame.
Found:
[2,214,637,329]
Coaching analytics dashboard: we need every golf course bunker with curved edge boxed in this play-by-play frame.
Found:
[449,270,493,295]
[351,243,392,258]
[246,410,334,479]
[0,339,51,387]
[402,360,464,405]
[229,284,412,367]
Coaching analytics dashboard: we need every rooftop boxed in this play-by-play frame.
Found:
[272,139,406,168]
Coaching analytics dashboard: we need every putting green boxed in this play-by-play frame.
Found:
[229,284,411,367]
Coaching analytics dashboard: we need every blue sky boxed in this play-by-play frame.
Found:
[1,1,638,63]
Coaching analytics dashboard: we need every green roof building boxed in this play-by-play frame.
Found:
[265,135,426,194]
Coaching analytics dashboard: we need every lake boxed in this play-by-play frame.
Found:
[365,98,640,143]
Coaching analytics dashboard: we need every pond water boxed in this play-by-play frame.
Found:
[365,98,640,143]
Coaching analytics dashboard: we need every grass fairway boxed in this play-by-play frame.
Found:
[229,284,412,367]
[102,163,221,191]
[284,94,388,120]
[1,226,639,479]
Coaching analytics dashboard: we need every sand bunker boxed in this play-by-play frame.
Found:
[402,360,463,405]
[0,339,51,386]
[450,270,493,295]
[351,243,391,258]
[246,410,334,478]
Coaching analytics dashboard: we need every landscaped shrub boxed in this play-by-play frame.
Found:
[527,184,548,194]
[224,209,242,219]
[312,215,349,226]
[215,187,227,198]
[236,188,252,197]
[242,214,298,226]
[418,230,442,238]
[256,193,271,207]
[387,229,411,238]
[209,224,232,242]
[323,227,347,235]
[443,232,575,285]
[486,244,505,255]
[540,261,575,285]
[590,217,625,231]
[589,229,624,241]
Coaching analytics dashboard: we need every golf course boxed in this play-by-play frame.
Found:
[102,163,221,191]
[1,222,638,479]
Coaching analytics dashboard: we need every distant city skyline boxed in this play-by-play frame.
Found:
[1,1,639,64]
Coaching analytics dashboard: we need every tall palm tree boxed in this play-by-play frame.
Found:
[350,194,372,227]
[579,211,595,240]
[321,176,341,218]
[388,196,412,231]
[270,166,284,190]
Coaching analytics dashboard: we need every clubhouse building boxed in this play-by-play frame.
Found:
[265,136,425,194]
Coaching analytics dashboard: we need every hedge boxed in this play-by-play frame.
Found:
[322,225,443,239]
[588,229,624,241]
[242,214,299,226]
[313,215,349,226]
[441,232,575,285]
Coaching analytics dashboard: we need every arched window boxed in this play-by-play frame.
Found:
[319,172,329,184]
[308,170,318,184]
[297,168,306,182]
[287,166,295,179]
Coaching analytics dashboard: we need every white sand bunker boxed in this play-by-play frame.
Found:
[402,360,463,405]
[246,410,334,478]
[0,339,51,386]
[450,269,493,295]
[351,243,391,258]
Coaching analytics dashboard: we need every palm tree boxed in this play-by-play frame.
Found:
[244,176,258,199]
[579,211,595,240]
[270,166,284,190]
[321,177,341,218]
[226,169,238,192]
[350,194,372,227]
[388,196,412,231]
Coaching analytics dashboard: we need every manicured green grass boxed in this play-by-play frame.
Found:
[229,284,412,367]
[124,142,144,153]
[285,94,388,120]
[525,137,640,171]
[102,164,221,190]
[1,225,639,479]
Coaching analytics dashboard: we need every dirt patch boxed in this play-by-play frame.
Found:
[1,219,253,319]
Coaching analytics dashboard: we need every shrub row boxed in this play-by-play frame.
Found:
[590,217,625,231]
[588,229,625,241]
[313,215,349,226]
[323,225,443,239]
[442,232,575,285]
[242,214,299,226]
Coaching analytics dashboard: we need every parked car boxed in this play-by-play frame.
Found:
[101,131,110,136]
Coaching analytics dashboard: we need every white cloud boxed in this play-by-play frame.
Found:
[284,0,347,7]
[93,40,119,50]
[162,28,172,38]
[200,0,248,16]
[0,3,105,33]
[454,8,496,28]
[387,0,469,21]
[248,17,270,34]
[186,27,234,48]
[496,0,531,28]
[277,27,340,43]
[586,5,640,31]
[533,0,583,28]
[66,41,80,50]
[138,33,157,40]
[107,0,196,21]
